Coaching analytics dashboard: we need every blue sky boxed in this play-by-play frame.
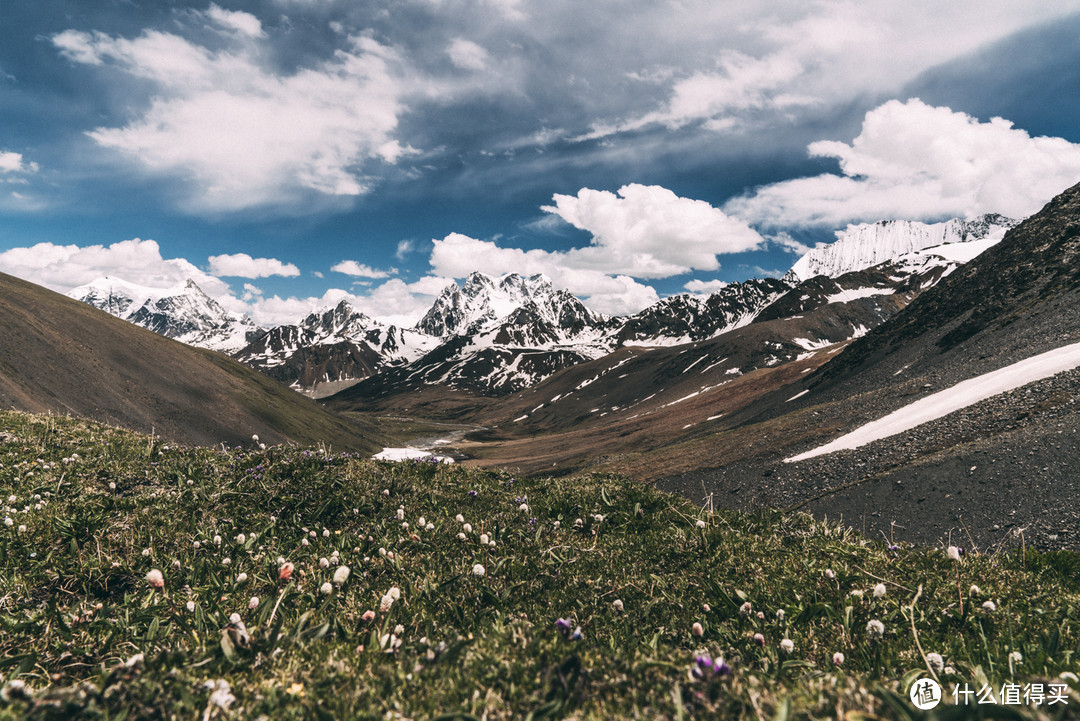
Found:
[3,1,1080,326]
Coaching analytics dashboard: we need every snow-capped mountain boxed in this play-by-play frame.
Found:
[357,272,620,396]
[233,300,439,390]
[784,214,1019,283]
[68,276,261,353]
[418,272,611,341]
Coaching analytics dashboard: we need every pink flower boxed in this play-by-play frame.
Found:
[692,622,704,637]
[753,633,765,646]
[362,610,376,622]
[146,569,164,589]
[279,561,294,581]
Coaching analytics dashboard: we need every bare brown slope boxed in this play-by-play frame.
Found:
[0,272,378,451]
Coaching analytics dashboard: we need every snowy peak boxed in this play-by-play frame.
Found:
[416,271,607,339]
[69,276,260,353]
[785,214,1019,283]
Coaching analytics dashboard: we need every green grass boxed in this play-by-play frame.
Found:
[0,410,1077,719]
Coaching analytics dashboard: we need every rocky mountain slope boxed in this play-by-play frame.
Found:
[640,183,1080,549]
[2,272,378,451]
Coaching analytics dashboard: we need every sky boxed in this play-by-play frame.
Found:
[3,1,1080,327]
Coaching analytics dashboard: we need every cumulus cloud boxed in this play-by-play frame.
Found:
[725,99,1080,227]
[52,15,411,213]
[0,151,37,175]
[331,260,393,278]
[208,253,300,278]
[447,39,489,71]
[684,279,729,294]
[0,238,229,297]
[541,184,763,277]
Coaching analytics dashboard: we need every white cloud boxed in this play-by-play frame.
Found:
[53,18,411,213]
[684,279,729,294]
[541,184,765,277]
[725,99,1080,227]
[447,38,489,71]
[208,253,300,278]
[0,238,230,297]
[0,151,38,175]
[395,239,415,260]
[204,4,265,38]
[331,260,392,278]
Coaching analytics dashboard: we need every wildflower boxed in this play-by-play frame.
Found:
[397,508,406,521]
[480,533,490,545]
[702,603,711,613]
[970,585,981,595]
[141,548,151,557]
[593,514,604,523]
[776,609,785,621]
[926,652,944,674]
[172,559,181,570]
[947,546,962,561]
[236,573,247,584]
[109,482,116,491]
[455,514,465,523]
[279,561,294,580]
[691,654,731,680]
[426,523,434,532]
[472,563,486,576]
[873,583,887,598]
[333,565,350,585]
[753,632,765,645]
[612,599,624,612]
[319,557,330,569]
[309,530,317,539]
[780,638,794,654]
[146,569,164,589]
[519,503,530,512]
[981,600,996,612]
[379,547,387,557]
[186,600,196,612]
[222,557,232,566]
[849,589,864,599]
[252,434,259,442]
[249,596,259,610]
[206,679,235,711]
[418,516,426,527]
[379,586,400,613]
[756,611,765,620]
[380,633,402,653]
[825,568,835,579]
[302,538,310,547]
[3,517,11,527]
[362,610,376,622]
[456,532,466,540]
[866,619,885,640]
[692,622,704,637]
[832,651,845,666]
[236,533,246,545]
[213,535,222,546]
[739,601,752,617]
[401,521,409,530]
[382,489,390,496]
[695,519,706,529]
[320,582,333,595]
[1008,651,1022,664]
[193,540,201,549]
[462,523,473,533]
[124,653,144,668]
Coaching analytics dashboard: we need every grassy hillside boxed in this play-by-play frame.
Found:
[0,410,1077,719]
[0,272,378,453]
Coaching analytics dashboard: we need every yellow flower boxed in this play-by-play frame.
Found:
[286,682,305,696]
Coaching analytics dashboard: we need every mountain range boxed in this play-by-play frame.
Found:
[68,213,1018,400]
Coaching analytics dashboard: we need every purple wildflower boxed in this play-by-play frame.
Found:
[468,490,479,498]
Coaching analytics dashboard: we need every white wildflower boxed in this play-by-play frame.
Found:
[866,619,885,639]
[832,651,845,666]
[873,583,887,598]
[249,596,259,610]
[695,519,706,529]
[471,563,486,576]
[480,533,490,545]
[236,533,246,545]
[462,523,472,534]
[333,565,350,585]
[186,600,196,612]
[206,679,235,711]
[926,652,944,674]
[1008,651,1022,664]
[612,599,624,612]
[319,557,329,569]
[982,600,997,612]
[236,573,247,584]
[455,514,465,523]
[947,546,961,561]
[780,638,794,654]
[691,622,704,637]
[320,582,333,595]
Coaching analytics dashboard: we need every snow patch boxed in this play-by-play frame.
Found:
[785,341,1080,462]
